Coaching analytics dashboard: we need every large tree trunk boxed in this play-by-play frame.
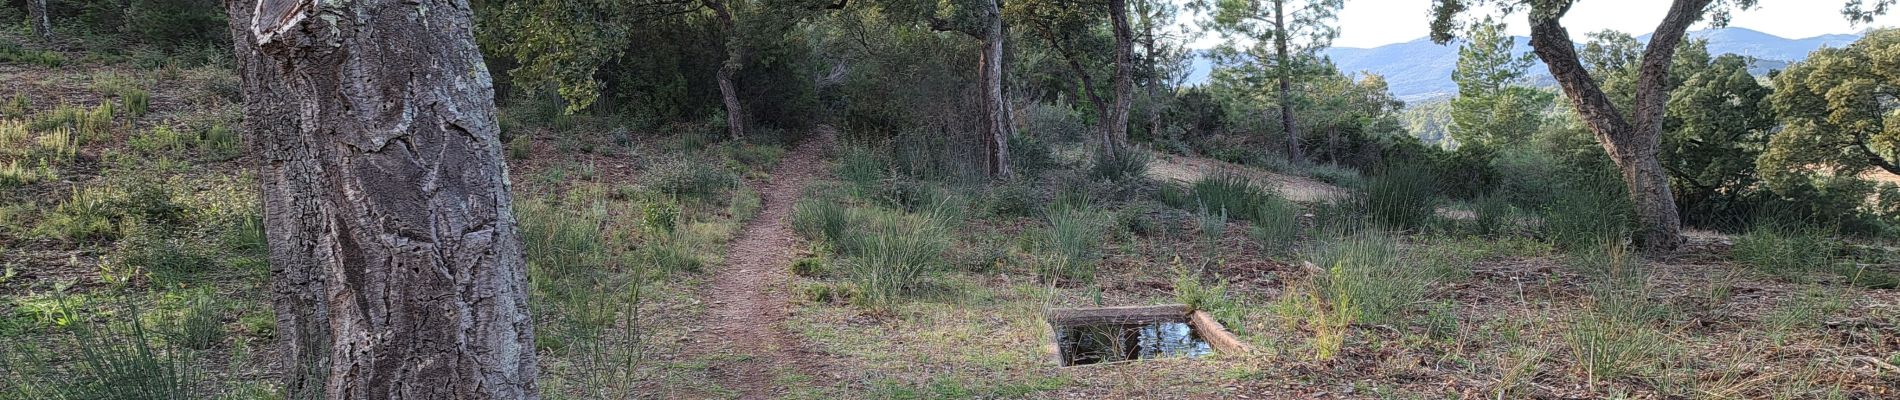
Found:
[1139,0,1164,142]
[1528,0,1700,252]
[1106,0,1134,151]
[708,0,748,140]
[1272,0,1303,164]
[980,0,1012,178]
[26,0,50,41]
[229,0,539,398]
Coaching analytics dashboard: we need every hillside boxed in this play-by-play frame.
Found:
[1186,27,1862,101]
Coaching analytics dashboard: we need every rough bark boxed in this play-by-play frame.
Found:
[1139,0,1164,142]
[707,0,749,140]
[1106,0,1134,151]
[1272,0,1303,164]
[980,0,1012,178]
[1528,0,1700,252]
[228,0,539,398]
[26,0,50,41]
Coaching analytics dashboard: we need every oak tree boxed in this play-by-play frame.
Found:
[227,0,538,397]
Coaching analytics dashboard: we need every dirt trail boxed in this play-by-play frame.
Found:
[1143,151,1347,202]
[692,128,833,399]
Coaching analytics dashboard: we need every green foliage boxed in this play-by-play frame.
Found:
[1539,169,1634,252]
[1448,17,1549,149]
[1,303,199,400]
[170,289,225,350]
[120,89,150,118]
[1087,148,1150,183]
[791,197,850,247]
[647,159,738,201]
[0,42,64,67]
[838,208,950,311]
[1305,230,1427,325]
[1564,307,1672,386]
[1044,207,1107,280]
[2,94,29,119]
[982,180,1041,218]
[1664,54,1775,227]
[1762,29,1900,193]
[128,126,186,155]
[1364,165,1437,230]
[1731,223,1840,281]
[198,124,240,160]
[36,186,123,242]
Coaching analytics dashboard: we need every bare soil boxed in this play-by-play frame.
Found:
[1144,151,1348,202]
[687,128,835,399]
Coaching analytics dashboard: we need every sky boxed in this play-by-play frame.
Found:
[1190,0,1900,49]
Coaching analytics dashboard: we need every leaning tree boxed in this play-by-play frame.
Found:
[1431,0,1891,252]
[226,0,538,398]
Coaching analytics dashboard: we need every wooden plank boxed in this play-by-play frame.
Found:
[1046,304,1188,326]
[1189,310,1252,354]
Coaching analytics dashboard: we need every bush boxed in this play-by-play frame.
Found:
[1539,170,1633,252]
[36,187,124,241]
[1731,224,1839,281]
[1045,208,1107,280]
[838,146,887,199]
[1305,230,1426,325]
[1026,101,1087,143]
[839,208,949,310]
[647,159,737,201]
[1302,163,1364,188]
[1007,134,1056,177]
[121,89,150,118]
[1364,165,1437,230]
[982,180,1040,218]
[1,303,198,399]
[1088,148,1150,183]
[791,197,850,247]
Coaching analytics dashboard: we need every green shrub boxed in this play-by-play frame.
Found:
[507,134,533,160]
[791,256,826,277]
[36,187,124,241]
[1044,208,1107,280]
[121,89,150,118]
[0,159,52,188]
[983,180,1040,218]
[129,126,187,155]
[1088,148,1150,183]
[647,159,737,201]
[839,209,949,310]
[3,94,29,119]
[1007,134,1056,177]
[0,42,63,67]
[791,197,850,247]
[838,146,887,199]
[198,124,240,160]
[1306,230,1426,325]
[171,289,225,350]
[1364,166,1437,230]
[1,303,198,400]
[1174,173,1256,216]
[642,200,681,234]
[1539,170,1633,252]
[1732,224,1839,281]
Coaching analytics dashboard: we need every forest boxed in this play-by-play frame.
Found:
[1,0,1899,398]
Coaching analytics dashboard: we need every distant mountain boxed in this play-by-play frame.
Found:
[1184,28,1861,103]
